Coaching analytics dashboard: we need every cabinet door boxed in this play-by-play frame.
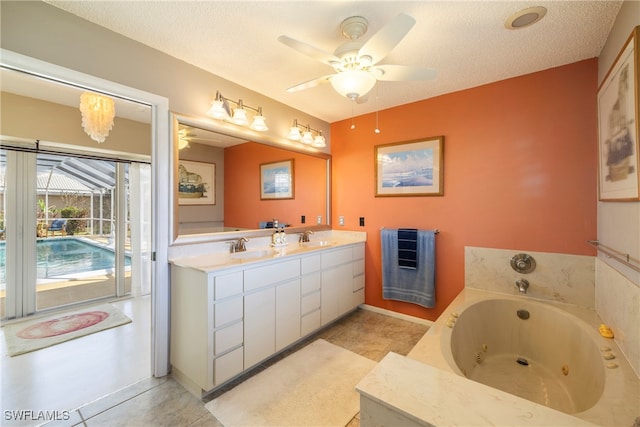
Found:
[321,263,352,325]
[275,279,300,351]
[244,287,275,368]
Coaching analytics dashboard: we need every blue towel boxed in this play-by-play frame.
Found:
[397,228,418,269]
[381,228,436,308]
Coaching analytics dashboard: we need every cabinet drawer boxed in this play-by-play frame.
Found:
[214,321,243,355]
[301,272,320,295]
[244,259,299,291]
[301,290,321,315]
[353,259,365,276]
[301,255,321,274]
[214,297,243,327]
[214,271,243,300]
[353,274,365,292]
[214,346,243,386]
[353,244,365,260]
[301,309,321,337]
[321,248,352,269]
[353,288,365,307]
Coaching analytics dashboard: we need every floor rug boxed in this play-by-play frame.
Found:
[2,303,131,356]
[205,339,376,427]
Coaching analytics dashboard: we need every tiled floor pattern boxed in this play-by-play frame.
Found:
[66,309,429,427]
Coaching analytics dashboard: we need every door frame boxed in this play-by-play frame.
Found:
[1,49,172,377]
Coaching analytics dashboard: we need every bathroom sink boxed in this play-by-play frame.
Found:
[301,240,334,248]
[230,249,274,260]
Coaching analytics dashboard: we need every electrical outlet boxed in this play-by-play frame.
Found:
[301,215,306,224]
[339,216,345,226]
[317,215,322,224]
[359,217,365,226]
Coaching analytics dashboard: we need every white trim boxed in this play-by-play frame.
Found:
[359,304,434,327]
[1,49,171,377]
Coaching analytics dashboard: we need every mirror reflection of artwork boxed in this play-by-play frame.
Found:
[260,159,294,199]
[178,160,215,205]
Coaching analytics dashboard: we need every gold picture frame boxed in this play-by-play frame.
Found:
[260,159,294,200]
[375,136,444,197]
[597,26,639,201]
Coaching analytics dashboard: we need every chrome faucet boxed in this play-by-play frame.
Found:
[515,279,530,294]
[300,230,314,243]
[230,237,249,253]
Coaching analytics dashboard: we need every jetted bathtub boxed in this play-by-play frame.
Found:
[407,288,639,427]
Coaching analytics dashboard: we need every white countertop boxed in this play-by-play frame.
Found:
[169,230,366,273]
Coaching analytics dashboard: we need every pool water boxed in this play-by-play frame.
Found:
[0,238,131,283]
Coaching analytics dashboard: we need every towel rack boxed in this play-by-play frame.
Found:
[587,240,640,273]
[380,228,439,234]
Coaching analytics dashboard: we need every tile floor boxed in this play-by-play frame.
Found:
[1,296,151,426]
[3,303,429,427]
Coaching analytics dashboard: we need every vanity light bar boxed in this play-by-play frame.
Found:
[206,90,268,131]
[288,119,326,147]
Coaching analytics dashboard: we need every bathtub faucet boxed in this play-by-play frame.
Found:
[515,279,530,294]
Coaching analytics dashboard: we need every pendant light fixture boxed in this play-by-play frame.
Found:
[79,91,116,143]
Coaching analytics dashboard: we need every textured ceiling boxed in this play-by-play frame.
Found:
[44,1,622,124]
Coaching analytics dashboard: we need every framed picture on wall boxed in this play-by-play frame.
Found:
[178,160,215,205]
[597,26,639,201]
[260,159,294,200]
[375,136,444,197]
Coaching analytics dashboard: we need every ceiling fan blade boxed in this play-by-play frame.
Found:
[358,13,416,65]
[278,35,341,66]
[286,75,334,93]
[374,65,437,81]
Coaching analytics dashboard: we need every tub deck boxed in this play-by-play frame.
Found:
[356,288,639,427]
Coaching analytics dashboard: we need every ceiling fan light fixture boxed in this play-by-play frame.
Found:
[330,70,377,100]
[505,6,547,30]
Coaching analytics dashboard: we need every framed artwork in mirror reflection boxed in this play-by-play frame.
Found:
[375,136,444,197]
[261,159,294,200]
[178,160,215,205]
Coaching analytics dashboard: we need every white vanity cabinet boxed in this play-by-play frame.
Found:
[243,258,300,369]
[321,245,365,325]
[170,241,365,397]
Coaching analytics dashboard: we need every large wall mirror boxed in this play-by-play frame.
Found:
[173,114,330,241]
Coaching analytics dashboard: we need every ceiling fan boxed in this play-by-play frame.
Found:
[278,13,436,102]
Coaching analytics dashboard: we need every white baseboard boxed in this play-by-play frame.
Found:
[359,304,434,327]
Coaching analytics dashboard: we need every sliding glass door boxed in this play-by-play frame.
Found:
[0,145,151,319]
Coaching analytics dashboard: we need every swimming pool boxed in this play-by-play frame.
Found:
[0,238,131,283]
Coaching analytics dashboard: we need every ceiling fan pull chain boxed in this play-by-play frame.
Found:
[375,84,381,134]
[350,101,356,130]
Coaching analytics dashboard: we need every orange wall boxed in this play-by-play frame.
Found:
[331,59,598,321]
[225,142,327,229]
